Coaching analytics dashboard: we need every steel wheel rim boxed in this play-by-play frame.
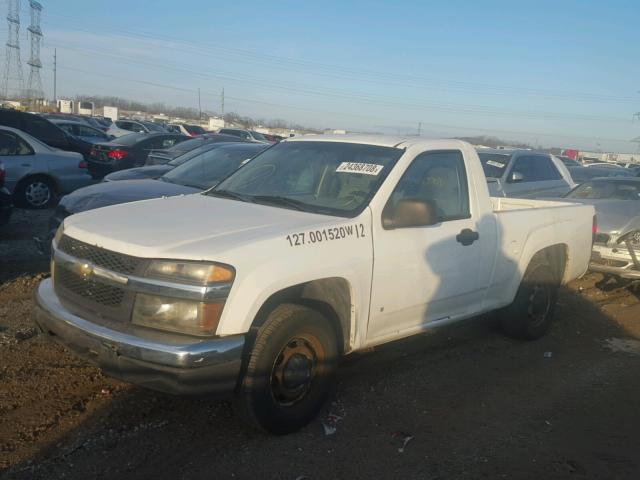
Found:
[270,336,321,406]
[528,284,551,327]
[25,182,51,207]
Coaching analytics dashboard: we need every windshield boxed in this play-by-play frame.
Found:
[144,122,166,132]
[211,141,404,217]
[166,137,206,154]
[567,180,640,200]
[112,133,146,146]
[185,125,206,135]
[167,143,223,166]
[162,145,265,189]
[478,153,511,179]
[250,131,268,141]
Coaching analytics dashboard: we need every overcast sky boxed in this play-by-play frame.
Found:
[9,0,640,151]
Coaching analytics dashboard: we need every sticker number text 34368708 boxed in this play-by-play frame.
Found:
[286,224,366,247]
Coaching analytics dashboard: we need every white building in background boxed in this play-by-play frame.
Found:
[208,117,225,130]
[101,106,119,121]
[57,99,74,114]
[76,101,94,116]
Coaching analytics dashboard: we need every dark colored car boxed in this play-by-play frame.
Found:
[50,119,113,144]
[87,133,188,179]
[104,141,243,181]
[0,162,12,226]
[568,166,633,184]
[40,143,267,252]
[145,133,247,165]
[0,108,93,159]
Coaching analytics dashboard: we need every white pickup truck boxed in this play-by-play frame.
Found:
[34,135,595,434]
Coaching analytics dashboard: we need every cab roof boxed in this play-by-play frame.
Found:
[285,134,470,150]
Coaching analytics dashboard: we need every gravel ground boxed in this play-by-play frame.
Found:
[1,208,640,480]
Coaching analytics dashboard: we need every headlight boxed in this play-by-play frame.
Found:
[145,260,234,285]
[132,294,225,336]
[53,221,65,246]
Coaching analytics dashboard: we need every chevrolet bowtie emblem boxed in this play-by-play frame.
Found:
[76,262,95,279]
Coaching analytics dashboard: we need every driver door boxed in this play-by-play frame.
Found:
[367,150,485,343]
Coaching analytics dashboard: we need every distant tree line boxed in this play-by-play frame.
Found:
[76,94,321,132]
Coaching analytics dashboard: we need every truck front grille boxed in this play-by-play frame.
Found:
[58,235,142,275]
[56,266,125,307]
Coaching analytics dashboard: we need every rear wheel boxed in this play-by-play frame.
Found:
[15,176,56,209]
[235,304,338,434]
[500,259,558,340]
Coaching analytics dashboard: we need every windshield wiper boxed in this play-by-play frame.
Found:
[251,195,307,211]
[207,189,255,203]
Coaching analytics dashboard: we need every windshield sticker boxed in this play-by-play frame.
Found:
[336,162,384,176]
[486,160,506,168]
[286,224,366,247]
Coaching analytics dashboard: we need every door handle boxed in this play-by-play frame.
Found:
[456,228,479,246]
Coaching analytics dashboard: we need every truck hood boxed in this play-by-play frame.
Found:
[63,194,343,260]
[59,179,199,213]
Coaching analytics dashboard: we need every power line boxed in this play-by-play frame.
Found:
[40,12,636,105]
[50,63,636,145]
[45,42,633,124]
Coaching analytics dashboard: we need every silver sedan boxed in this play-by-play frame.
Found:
[564,177,640,280]
[0,126,93,208]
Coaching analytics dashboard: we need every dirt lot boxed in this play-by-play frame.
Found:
[1,208,640,480]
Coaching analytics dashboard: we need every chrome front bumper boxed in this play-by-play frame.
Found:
[34,278,245,396]
[590,244,640,280]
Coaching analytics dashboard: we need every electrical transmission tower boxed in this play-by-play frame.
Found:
[2,0,24,100]
[26,0,43,101]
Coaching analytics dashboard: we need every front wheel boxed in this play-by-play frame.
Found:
[235,304,338,434]
[500,259,558,340]
[15,176,56,209]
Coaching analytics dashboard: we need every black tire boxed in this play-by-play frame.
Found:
[235,303,338,434]
[500,259,558,340]
[14,176,56,209]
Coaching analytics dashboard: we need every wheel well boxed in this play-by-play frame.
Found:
[250,278,352,354]
[15,173,58,194]
[529,244,568,285]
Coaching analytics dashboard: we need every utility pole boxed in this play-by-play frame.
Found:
[418,122,422,136]
[53,48,56,103]
[197,87,201,120]
[221,87,225,117]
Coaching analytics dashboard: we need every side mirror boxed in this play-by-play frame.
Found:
[510,171,524,183]
[383,198,438,229]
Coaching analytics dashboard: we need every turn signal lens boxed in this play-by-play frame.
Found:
[146,260,235,285]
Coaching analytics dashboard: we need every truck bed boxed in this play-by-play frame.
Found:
[491,196,578,212]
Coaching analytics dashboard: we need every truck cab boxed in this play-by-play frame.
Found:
[34,135,594,434]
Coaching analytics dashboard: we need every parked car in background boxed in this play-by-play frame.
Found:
[39,142,267,251]
[104,140,255,181]
[584,162,622,169]
[41,113,110,132]
[50,120,113,144]
[568,166,634,185]
[218,128,272,143]
[557,155,581,168]
[262,133,285,142]
[0,162,12,225]
[167,123,207,137]
[145,133,247,165]
[0,126,92,208]
[87,133,188,179]
[107,119,167,138]
[564,178,640,280]
[0,108,94,159]
[478,149,575,198]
